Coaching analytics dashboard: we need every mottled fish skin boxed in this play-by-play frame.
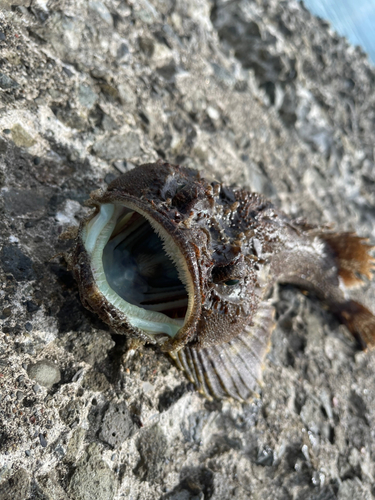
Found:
[69,160,375,401]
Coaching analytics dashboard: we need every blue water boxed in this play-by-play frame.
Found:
[302,0,375,64]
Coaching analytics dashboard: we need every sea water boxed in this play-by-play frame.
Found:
[302,0,375,64]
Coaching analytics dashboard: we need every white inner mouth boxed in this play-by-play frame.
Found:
[81,203,193,338]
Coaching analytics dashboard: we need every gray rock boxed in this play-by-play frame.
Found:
[35,472,70,500]
[0,73,19,89]
[89,1,113,26]
[0,469,30,500]
[99,402,135,447]
[68,444,118,500]
[60,399,83,427]
[39,433,48,448]
[78,84,99,110]
[82,369,111,392]
[135,425,168,483]
[27,360,61,388]
[1,245,36,281]
[117,82,137,106]
[11,124,35,147]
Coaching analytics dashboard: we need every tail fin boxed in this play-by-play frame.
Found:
[319,232,375,287]
[340,300,375,349]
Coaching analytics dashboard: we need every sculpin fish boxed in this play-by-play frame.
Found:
[68,160,375,400]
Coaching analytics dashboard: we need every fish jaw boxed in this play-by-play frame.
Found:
[70,186,202,349]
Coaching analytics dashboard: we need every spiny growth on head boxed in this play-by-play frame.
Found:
[68,160,375,401]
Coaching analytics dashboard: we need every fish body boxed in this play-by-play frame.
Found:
[69,160,375,400]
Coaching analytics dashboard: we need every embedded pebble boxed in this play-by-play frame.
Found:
[39,434,48,448]
[68,444,118,500]
[0,72,18,89]
[27,360,61,388]
[99,402,135,447]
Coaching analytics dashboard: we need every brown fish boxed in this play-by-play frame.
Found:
[67,160,375,401]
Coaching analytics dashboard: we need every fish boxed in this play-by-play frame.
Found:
[67,159,375,401]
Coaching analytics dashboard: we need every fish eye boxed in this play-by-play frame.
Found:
[223,279,240,286]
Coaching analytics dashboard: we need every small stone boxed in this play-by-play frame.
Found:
[0,72,19,89]
[39,433,47,448]
[0,32,6,41]
[25,322,33,332]
[62,66,74,77]
[101,114,118,131]
[112,160,128,173]
[1,307,11,318]
[142,381,154,394]
[117,42,129,59]
[206,106,220,121]
[99,402,135,447]
[89,1,113,26]
[255,446,274,466]
[117,82,137,106]
[54,444,65,458]
[11,124,36,148]
[16,390,24,401]
[3,129,11,134]
[82,370,110,392]
[25,450,31,457]
[100,83,120,100]
[139,37,155,57]
[60,399,82,427]
[27,360,61,388]
[32,384,41,394]
[78,84,98,110]
[26,300,39,313]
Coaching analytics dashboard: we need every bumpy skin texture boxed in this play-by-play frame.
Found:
[69,161,375,400]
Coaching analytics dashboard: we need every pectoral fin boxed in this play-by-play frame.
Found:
[170,301,275,401]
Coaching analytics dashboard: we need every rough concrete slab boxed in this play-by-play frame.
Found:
[1,1,375,499]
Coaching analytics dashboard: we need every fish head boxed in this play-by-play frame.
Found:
[71,161,260,352]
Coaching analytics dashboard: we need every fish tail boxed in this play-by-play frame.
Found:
[339,300,375,349]
[319,232,375,287]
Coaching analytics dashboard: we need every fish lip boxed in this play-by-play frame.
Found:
[74,188,202,351]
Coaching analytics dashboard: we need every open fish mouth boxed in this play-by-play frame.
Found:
[81,201,195,339]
